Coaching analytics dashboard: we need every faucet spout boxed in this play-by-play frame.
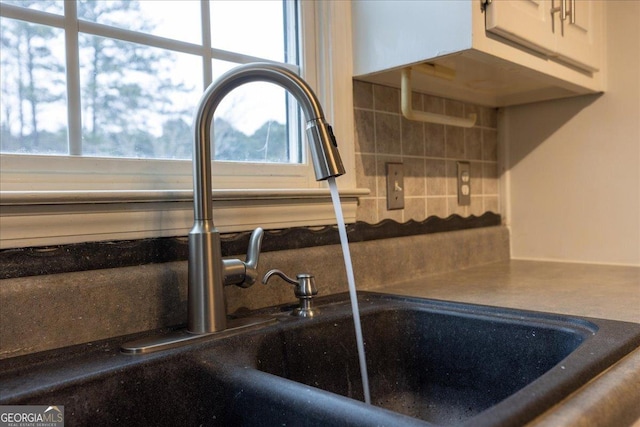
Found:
[189,63,345,334]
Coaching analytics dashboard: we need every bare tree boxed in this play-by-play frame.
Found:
[77,1,192,158]
[0,0,65,153]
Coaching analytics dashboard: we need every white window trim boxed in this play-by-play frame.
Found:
[0,1,365,249]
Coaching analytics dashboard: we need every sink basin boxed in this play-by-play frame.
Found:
[227,294,640,426]
[1,292,639,427]
[254,305,589,424]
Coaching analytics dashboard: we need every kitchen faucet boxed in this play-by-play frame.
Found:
[123,63,345,353]
[189,62,345,333]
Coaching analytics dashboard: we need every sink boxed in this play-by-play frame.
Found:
[197,293,640,426]
[254,305,589,424]
[1,292,639,427]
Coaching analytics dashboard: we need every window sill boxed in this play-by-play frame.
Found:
[0,188,369,249]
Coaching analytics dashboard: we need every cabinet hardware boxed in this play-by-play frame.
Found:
[552,0,575,33]
[551,0,567,21]
[569,0,576,24]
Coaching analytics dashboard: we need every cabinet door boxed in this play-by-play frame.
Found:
[553,0,602,71]
[485,0,555,55]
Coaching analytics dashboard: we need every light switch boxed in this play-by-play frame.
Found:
[386,163,404,210]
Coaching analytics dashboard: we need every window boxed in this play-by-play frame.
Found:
[0,1,358,248]
[1,0,300,163]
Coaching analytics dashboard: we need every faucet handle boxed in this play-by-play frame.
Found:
[244,226,263,272]
[222,227,264,288]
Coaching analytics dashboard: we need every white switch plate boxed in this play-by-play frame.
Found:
[386,163,404,210]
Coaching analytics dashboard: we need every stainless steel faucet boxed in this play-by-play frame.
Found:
[189,63,344,334]
[123,63,345,354]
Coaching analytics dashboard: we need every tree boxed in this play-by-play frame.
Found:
[77,0,191,158]
[157,118,191,160]
[251,119,288,162]
[0,0,66,153]
[213,118,288,162]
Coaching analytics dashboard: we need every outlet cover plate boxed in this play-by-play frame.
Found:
[457,161,471,206]
[386,163,404,210]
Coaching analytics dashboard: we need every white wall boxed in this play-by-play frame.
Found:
[502,1,640,266]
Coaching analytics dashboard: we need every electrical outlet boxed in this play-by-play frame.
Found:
[386,163,404,210]
[457,161,471,206]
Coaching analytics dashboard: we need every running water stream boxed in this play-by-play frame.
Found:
[327,177,371,404]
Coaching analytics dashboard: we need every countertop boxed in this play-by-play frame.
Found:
[371,260,640,323]
[372,260,640,427]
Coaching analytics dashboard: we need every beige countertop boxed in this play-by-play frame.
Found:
[371,260,640,323]
[372,260,640,427]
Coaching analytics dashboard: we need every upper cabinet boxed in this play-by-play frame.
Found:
[486,0,601,72]
[352,0,605,107]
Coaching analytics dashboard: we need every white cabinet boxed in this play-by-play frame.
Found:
[554,0,602,71]
[486,0,602,72]
[351,0,605,107]
[485,0,557,57]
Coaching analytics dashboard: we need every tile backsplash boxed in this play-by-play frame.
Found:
[353,80,500,224]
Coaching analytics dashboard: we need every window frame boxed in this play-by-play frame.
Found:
[0,1,360,249]
[1,0,314,188]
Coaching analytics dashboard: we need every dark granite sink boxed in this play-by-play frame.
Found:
[250,301,603,425]
[1,293,639,427]
[255,308,586,423]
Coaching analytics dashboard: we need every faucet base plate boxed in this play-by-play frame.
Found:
[121,316,276,355]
